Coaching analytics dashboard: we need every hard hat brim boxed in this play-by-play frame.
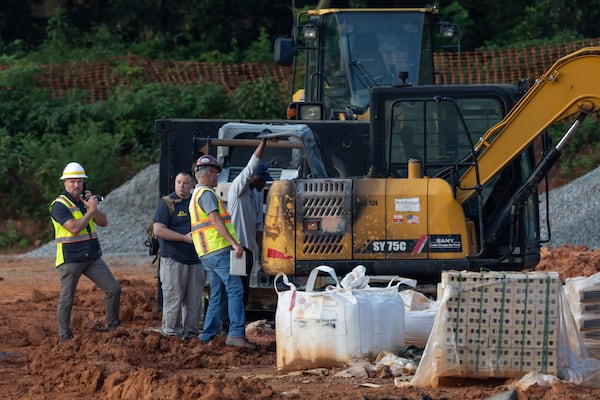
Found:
[60,172,88,180]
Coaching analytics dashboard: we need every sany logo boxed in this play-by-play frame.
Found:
[434,237,455,244]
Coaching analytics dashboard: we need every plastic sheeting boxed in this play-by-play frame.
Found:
[565,271,600,359]
[408,270,600,388]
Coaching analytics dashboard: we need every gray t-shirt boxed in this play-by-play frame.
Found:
[197,186,219,216]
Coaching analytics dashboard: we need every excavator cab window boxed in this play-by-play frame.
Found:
[384,97,505,178]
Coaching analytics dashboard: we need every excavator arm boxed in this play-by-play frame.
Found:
[456,47,600,204]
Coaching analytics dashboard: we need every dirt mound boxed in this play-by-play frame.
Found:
[536,245,600,280]
[2,252,600,399]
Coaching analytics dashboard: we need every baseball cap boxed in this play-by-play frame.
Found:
[255,163,273,181]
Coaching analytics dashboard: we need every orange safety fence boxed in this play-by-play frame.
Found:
[2,38,600,103]
[29,57,291,102]
[433,38,600,84]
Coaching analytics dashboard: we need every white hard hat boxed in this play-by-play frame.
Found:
[60,162,88,180]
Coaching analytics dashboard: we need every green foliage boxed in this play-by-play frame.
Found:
[514,0,583,42]
[0,220,29,250]
[44,8,76,59]
[480,31,582,51]
[128,33,191,60]
[0,52,286,228]
[2,1,291,63]
[242,28,274,63]
[548,118,600,178]
[230,78,287,119]
[0,39,30,61]
[198,46,241,63]
[437,1,474,48]
[179,83,232,118]
[0,126,125,220]
[37,130,120,196]
[36,10,129,62]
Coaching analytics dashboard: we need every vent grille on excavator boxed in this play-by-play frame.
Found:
[298,179,351,257]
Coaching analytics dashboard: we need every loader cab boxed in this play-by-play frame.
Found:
[275,7,437,121]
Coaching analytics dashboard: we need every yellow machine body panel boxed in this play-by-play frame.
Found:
[353,177,471,260]
[420,178,475,259]
[261,180,296,276]
[351,178,386,259]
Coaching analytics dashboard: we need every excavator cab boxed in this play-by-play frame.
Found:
[369,87,511,180]
[275,6,437,121]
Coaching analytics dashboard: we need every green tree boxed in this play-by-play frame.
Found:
[512,0,583,43]
[455,0,600,49]
[2,1,294,62]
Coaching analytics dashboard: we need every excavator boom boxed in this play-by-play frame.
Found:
[457,47,600,204]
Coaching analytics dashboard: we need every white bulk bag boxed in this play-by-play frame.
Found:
[275,265,406,372]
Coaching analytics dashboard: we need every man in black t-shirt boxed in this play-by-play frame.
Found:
[151,172,205,339]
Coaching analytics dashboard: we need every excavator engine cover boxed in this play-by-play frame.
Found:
[261,177,474,277]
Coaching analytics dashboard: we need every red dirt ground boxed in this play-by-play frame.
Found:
[1,245,600,399]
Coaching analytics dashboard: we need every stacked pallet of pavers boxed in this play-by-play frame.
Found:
[564,273,600,359]
[439,270,560,378]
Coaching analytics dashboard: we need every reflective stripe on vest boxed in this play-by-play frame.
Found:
[51,195,97,266]
[189,186,237,257]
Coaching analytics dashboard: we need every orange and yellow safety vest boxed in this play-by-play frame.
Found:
[189,186,238,257]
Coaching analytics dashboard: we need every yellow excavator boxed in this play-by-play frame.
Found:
[261,47,600,283]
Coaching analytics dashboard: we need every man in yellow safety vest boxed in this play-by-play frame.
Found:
[189,155,255,349]
[50,162,121,342]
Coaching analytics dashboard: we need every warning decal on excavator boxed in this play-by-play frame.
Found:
[359,234,462,254]
[395,197,420,212]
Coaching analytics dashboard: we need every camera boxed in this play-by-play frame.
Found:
[81,183,103,202]
[82,193,104,202]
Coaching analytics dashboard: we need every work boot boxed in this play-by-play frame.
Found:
[106,319,122,332]
[60,334,74,343]
[225,336,256,349]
